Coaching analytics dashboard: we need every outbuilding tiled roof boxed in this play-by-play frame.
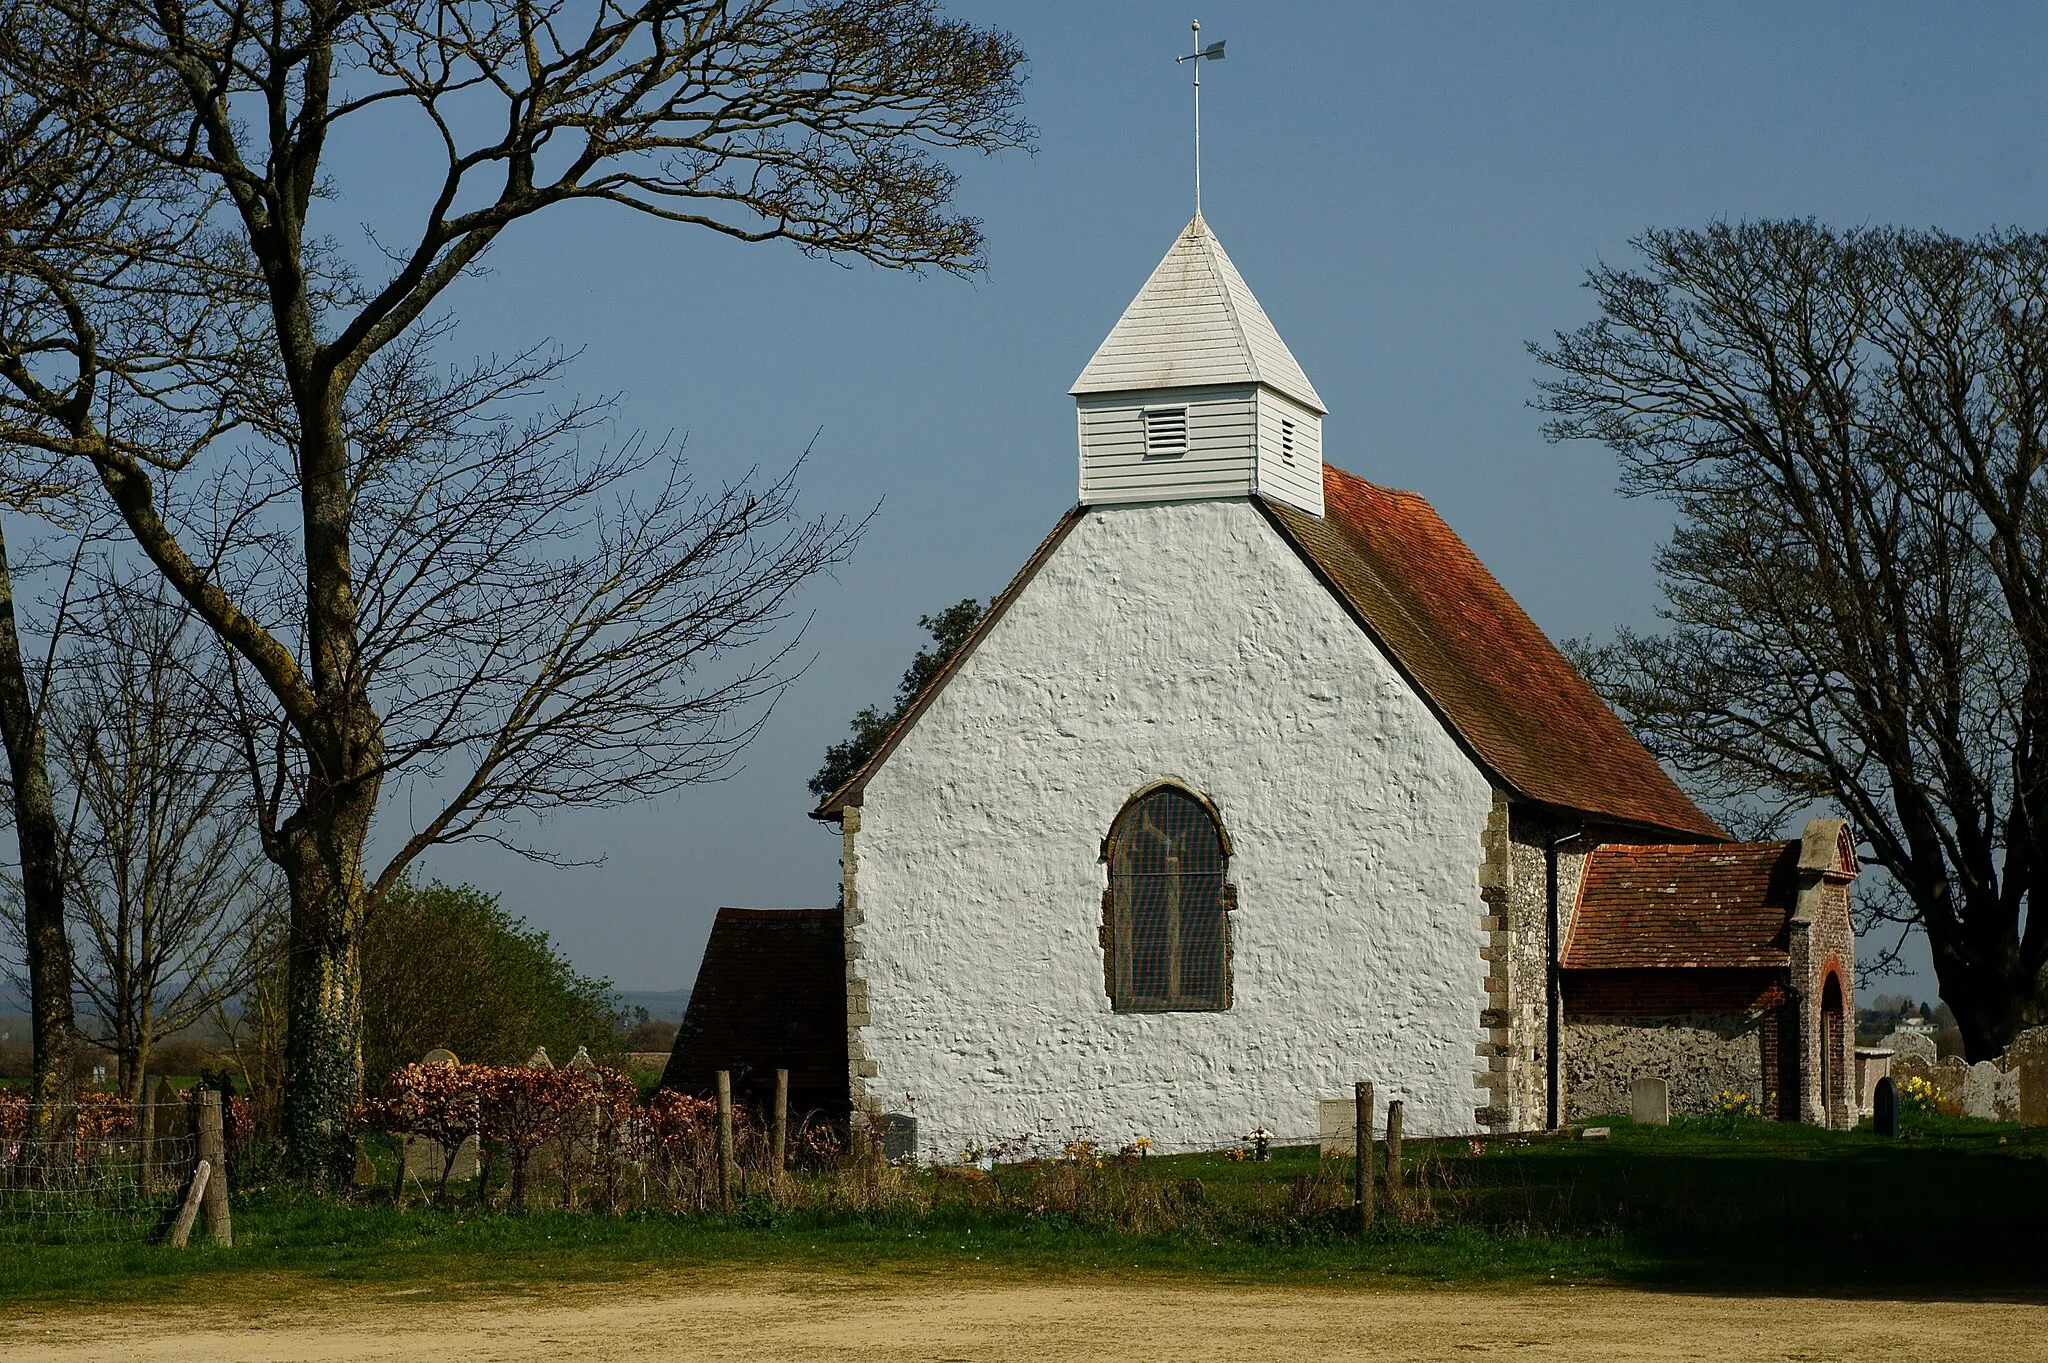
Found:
[1563,842,1800,969]
[1262,466,1726,841]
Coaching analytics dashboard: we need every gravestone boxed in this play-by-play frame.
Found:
[1317,1097,1360,1155]
[2006,1025,2048,1067]
[1964,1061,2003,1120]
[1893,1052,1936,1092]
[1855,1049,1893,1117]
[566,1045,596,1071]
[1630,1076,1670,1126]
[2005,1027,2048,1126]
[1872,1076,1898,1137]
[402,1133,480,1182]
[878,1112,918,1163]
[1993,1067,2021,1123]
[2020,1059,2048,1127]
[399,1047,479,1181]
[525,1046,553,1069]
[1935,1056,1972,1113]
[1878,1031,1937,1067]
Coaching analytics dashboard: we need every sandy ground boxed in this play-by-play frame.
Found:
[3,1269,2043,1363]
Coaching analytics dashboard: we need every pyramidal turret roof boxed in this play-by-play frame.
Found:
[1070,216,1326,413]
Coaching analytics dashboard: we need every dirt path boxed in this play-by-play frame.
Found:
[4,1269,2042,1362]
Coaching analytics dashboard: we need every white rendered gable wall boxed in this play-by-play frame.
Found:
[846,500,1495,1156]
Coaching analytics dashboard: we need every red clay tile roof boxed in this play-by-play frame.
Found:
[1563,842,1800,969]
[1261,466,1725,840]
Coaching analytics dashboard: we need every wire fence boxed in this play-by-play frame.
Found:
[0,1100,200,1245]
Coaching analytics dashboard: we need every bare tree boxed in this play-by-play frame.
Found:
[50,583,276,1102]
[1535,220,2048,1060]
[0,1,1026,1185]
[0,521,76,1118]
[0,6,257,1120]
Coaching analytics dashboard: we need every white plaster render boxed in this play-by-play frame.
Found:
[849,499,1496,1158]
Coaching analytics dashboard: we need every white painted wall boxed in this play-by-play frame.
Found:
[849,500,1496,1159]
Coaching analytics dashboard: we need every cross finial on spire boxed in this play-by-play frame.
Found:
[1176,21,1226,219]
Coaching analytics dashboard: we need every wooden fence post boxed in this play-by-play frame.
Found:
[1353,1080,1374,1230]
[771,1068,789,1187]
[1384,1099,1404,1213]
[714,1070,734,1213]
[196,1090,232,1246]
[167,1160,210,1249]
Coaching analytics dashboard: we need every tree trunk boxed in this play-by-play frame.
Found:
[0,516,78,1128]
[274,778,378,1191]
[1937,940,2048,1062]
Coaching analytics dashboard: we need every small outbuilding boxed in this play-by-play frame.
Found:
[1562,819,1859,1127]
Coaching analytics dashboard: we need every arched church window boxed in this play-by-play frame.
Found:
[1101,785,1232,1012]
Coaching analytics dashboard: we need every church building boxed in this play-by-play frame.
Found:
[683,217,1861,1156]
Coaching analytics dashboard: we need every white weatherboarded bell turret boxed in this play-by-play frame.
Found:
[1070,216,1327,517]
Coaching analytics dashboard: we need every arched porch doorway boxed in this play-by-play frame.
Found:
[1819,972,1846,1128]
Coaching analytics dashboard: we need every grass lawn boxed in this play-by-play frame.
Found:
[7,1113,2044,1305]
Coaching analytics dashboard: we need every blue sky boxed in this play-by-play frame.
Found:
[380,3,2048,999]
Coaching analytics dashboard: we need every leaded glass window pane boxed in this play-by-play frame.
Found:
[1106,787,1230,1012]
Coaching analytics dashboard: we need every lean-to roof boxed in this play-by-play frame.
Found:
[1563,842,1801,969]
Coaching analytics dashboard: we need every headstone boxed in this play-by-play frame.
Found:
[1994,1067,2022,1123]
[2003,1025,2048,1072]
[1630,1076,1670,1126]
[1964,1060,2003,1120]
[1894,1052,1936,1091]
[403,1133,480,1182]
[1318,1097,1360,1155]
[154,1077,187,1140]
[353,1148,378,1185]
[1935,1056,1971,1113]
[1855,1049,1894,1117]
[1873,1076,1898,1137]
[422,1047,458,1067]
[878,1112,917,1163]
[566,1045,595,1071]
[2019,1058,2048,1127]
[1879,1031,1938,1067]
[525,1046,553,1069]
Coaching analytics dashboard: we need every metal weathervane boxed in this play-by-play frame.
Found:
[1177,20,1226,218]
